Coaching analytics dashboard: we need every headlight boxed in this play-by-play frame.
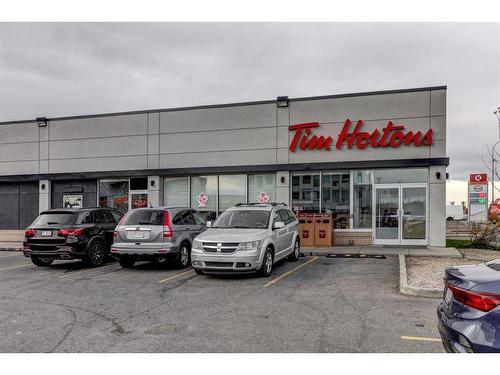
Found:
[192,240,203,250]
[238,240,261,251]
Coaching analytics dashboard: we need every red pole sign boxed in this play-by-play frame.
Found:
[469,173,487,184]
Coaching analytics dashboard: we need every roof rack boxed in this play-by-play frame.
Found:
[234,202,288,207]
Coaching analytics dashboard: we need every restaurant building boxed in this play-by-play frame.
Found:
[0,86,448,246]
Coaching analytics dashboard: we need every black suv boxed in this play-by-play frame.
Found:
[23,207,123,267]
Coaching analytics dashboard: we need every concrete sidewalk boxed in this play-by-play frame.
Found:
[303,245,461,258]
[0,242,23,251]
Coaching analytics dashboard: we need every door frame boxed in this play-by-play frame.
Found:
[372,183,428,246]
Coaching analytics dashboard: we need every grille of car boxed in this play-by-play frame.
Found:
[204,262,234,268]
[202,242,239,253]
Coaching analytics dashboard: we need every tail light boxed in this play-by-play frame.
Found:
[446,281,500,312]
[25,228,35,238]
[163,210,173,238]
[58,228,83,237]
[113,231,118,238]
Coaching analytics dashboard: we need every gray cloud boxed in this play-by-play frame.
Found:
[0,22,499,180]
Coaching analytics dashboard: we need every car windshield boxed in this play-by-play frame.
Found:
[212,210,270,229]
[31,212,76,226]
[121,209,164,226]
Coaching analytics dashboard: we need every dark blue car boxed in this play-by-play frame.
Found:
[437,258,500,353]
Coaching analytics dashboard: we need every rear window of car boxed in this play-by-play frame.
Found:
[32,212,75,226]
[486,259,500,271]
[121,209,164,226]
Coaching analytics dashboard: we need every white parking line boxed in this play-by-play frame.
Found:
[0,264,32,272]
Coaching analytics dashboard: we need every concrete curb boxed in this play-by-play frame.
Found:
[398,254,441,298]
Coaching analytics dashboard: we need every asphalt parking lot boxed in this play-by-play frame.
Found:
[0,251,444,352]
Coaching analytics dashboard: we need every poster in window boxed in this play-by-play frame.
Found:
[63,194,83,209]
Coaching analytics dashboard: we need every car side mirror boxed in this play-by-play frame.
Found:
[273,221,285,230]
[206,221,212,228]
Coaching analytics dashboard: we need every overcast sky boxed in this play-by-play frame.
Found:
[0,22,499,187]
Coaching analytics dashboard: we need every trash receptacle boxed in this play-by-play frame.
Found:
[314,213,333,247]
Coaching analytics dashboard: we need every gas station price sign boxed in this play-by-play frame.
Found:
[468,174,488,223]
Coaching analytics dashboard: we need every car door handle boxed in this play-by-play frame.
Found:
[185,227,190,230]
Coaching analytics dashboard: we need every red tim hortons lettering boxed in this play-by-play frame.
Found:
[288,119,433,152]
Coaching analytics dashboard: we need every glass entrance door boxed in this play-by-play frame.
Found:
[374,184,427,245]
[401,186,427,245]
[375,187,400,245]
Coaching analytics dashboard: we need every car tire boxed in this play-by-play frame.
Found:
[446,217,454,221]
[258,247,274,277]
[176,242,191,269]
[118,257,135,268]
[288,239,300,262]
[31,257,54,267]
[84,238,106,267]
[194,268,204,275]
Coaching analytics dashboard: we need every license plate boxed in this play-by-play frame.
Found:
[128,231,144,239]
[41,230,52,237]
[444,287,453,305]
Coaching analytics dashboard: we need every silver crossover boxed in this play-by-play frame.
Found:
[112,207,207,268]
[191,203,300,277]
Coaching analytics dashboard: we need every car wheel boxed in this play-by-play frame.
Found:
[446,217,454,221]
[288,239,300,262]
[176,242,190,269]
[194,268,204,275]
[85,239,105,267]
[31,257,54,267]
[258,247,274,277]
[118,257,135,268]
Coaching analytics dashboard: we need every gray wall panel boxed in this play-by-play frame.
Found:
[0,160,39,175]
[49,135,147,159]
[159,127,276,154]
[160,149,276,169]
[50,114,148,140]
[288,144,430,164]
[430,90,446,117]
[159,103,276,133]
[0,142,38,161]
[290,91,430,125]
[49,155,148,173]
[430,116,446,141]
[0,122,39,144]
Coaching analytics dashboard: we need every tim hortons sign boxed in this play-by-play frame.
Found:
[288,119,433,152]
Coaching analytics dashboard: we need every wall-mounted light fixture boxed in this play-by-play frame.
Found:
[436,172,441,180]
[280,176,286,184]
[150,180,155,187]
[41,183,46,190]
[277,96,289,108]
[36,117,48,127]
[446,172,449,179]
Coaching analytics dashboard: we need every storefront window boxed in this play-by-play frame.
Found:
[248,174,276,204]
[292,173,320,213]
[353,171,372,229]
[374,168,428,184]
[218,175,246,213]
[322,172,350,229]
[190,176,217,221]
[99,179,129,213]
[164,177,189,207]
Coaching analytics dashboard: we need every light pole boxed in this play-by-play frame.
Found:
[492,107,500,204]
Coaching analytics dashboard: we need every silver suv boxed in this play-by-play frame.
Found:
[191,203,300,277]
[112,207,206,268]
